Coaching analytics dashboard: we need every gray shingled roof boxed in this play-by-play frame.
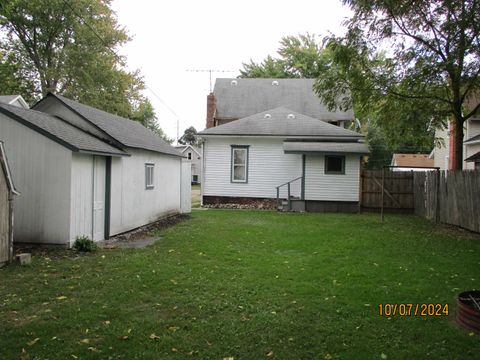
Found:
[0,95,19,104]
[51,94,181,157]
[0,104,127,156]
[213,78,354,121]
[199,107,363,138]
[283,141,369,154]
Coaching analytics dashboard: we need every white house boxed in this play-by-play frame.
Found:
[0,93,190,246]
[175,144,202,184]
[199,107,368,212]
[430,97,480,170]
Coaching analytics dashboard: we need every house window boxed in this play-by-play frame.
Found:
[188,152,192,160]
[325,155,345,174]
[192,175,198,183]
[145,163,154,189]
[231,146,249,183]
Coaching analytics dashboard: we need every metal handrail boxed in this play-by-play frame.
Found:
[276,176,304,211]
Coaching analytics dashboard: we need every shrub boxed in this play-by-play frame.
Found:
[73,236,98,252]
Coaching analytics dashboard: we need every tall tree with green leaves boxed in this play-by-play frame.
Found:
[323,0,480,169]
[240,33,325,78]
[0,0,166,136]
[178,126,199,146]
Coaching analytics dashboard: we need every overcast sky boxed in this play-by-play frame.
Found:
[111,0,352,142]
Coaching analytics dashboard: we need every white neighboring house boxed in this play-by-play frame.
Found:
[199,107,368,212]
[0,93,190,246]
[0,95,29,109]
[430,98,480,170]
[175,144,202,184]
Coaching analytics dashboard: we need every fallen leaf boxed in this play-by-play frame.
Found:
[381,354,388,359]
[170,279,178,285]
[56,296,67,300]
[117,335,129,340]
[168,326,179,332]
[187,350,194,356]
[27,338,40,346]
[223,357,234,360]
[88,347,97,352]
[80,338,90,344]
[71,355,78,359]
[149,333,160,340]
[171,348,178,352]
[324,354,332,360]
[266,351,274,357]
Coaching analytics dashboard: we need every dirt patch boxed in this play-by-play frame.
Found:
[100,214,190,249]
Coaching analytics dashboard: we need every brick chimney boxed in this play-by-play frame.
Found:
[206,92,216,129]
[448,120,456,170]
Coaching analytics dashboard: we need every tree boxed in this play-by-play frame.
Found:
[0,0,168,138]
[327,0,480,169]
[131,98,173,144]
[240,33,325,78]
[0,49,35,104]
[178,126,198,146]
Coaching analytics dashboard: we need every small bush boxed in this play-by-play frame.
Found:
[73,236,98,252]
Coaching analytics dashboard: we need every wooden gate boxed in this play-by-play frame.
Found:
[360,170,415,213]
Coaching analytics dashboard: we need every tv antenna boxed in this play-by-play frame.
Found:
[186,69,236,92]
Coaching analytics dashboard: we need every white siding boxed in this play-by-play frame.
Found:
[110,149,181,235]
[305,155,361,201]
[181,160,192,213]
[465,120,480,170]
[0,113,71,244]
[203,137,303,199]
[434,127,449,170]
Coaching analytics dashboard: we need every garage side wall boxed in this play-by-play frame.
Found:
[110,149,181,235]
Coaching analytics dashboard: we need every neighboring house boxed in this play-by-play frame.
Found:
[0,93,190,246]
[431,97,480,170]
[0,141,19,266]
[390,153,435,171]
[199,107,368,212]
[206,78,354,128]
[0,95,29,109]
[175,144,202,184]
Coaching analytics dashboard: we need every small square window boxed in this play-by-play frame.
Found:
[145,163,154,189]
[325,155,345,174]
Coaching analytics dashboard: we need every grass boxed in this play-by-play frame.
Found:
[191,184,201,208]
[1,211,479,359]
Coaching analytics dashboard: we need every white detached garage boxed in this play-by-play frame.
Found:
[0,94,189,245]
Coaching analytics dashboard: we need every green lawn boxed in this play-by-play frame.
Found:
[1,211,479,359]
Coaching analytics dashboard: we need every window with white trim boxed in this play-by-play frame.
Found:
[145,163,154,189]
[231,146,248,183]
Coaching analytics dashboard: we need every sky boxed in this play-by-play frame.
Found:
[111,0,352,142]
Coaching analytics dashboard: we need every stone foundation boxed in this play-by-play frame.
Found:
[202,196,277,210]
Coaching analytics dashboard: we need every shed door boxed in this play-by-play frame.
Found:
[92,156,106,241]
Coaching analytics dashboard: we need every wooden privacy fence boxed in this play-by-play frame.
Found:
[360,170,415,212]
[414,170,480,233]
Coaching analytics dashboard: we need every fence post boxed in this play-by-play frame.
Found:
[276,187,280,209]
[436,171,439,222]
[381,167,385,222]
[288,182,291,211]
